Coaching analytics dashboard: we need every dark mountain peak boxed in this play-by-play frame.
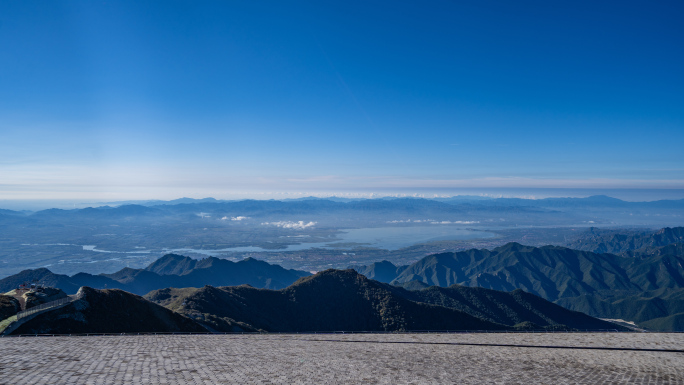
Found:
[0,268,83,294]
[294,268,362,285]
[318,268,364,277]
[193,256,226,269]
[158,268,506,332]
[75,285,98,297]
[494,242,530,252]
[375,260,398,268]
[287,269,373,293]
[1,267,61,283]
[25,267,53,275]
[238,257,269,265]
[348,260,407,284]
[147,253,190,265]
[145,254,197,275]
[70,272,95,279]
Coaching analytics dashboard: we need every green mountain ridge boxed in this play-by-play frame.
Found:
[389,243,650,300]
[352,239,684,330]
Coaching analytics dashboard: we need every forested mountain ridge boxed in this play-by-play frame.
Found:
[355,242,684,300]
[352,239,684,330]
[567,227,684,254]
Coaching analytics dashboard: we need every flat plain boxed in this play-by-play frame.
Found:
[0,333,682,384]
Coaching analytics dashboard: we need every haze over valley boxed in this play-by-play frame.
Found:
[1,194,683,277]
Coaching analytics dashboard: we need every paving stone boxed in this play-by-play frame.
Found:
[0,333,682,384]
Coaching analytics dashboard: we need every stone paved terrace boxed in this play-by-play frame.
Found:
[0,332,683,384]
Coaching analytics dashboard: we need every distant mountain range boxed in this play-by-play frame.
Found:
[439,195,684,209]
[0,254,311,295]
[102,195,684,209]
[3,198,540,221]
[3,195,683,221]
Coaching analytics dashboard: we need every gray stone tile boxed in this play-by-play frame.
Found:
[0,333,681,384]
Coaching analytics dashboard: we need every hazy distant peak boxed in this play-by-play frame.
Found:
[583,195,624,202]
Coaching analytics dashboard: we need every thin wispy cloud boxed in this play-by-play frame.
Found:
[220,216,249,221]
[430,221,479,225]
[262,221,317,229]
[386,219,435,223]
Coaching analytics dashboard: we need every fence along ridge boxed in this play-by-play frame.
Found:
[16,296,75,320]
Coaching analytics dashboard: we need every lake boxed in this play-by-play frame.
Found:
[164,225,497,255]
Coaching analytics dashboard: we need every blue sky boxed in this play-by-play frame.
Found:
[1,1,683,200]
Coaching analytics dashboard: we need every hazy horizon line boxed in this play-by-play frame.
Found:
[1,187,683,211]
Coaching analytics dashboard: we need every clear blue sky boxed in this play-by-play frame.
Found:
[1,1,683,200]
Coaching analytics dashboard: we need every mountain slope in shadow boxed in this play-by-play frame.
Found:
[11,287,207,334]
[146,269,620,332]
[399,285,620,330]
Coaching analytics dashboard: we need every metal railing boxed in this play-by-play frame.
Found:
[16,297,74,320]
